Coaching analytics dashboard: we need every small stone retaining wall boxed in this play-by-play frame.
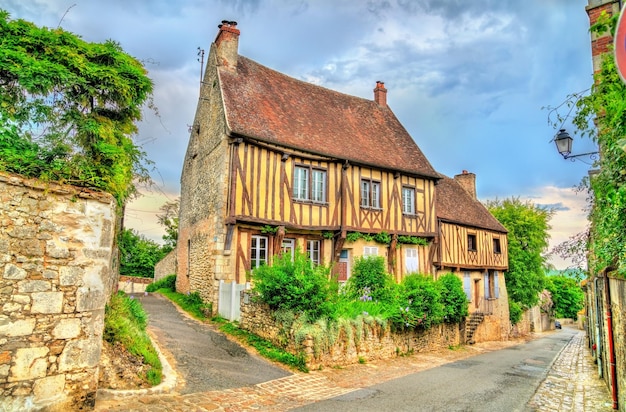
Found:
[0,173,117,411]
[240,293,461,369]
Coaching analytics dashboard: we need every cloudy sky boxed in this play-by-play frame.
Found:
[4,0,598,269]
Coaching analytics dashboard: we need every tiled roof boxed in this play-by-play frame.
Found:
[436,176,507,233]
[218,56,439,179]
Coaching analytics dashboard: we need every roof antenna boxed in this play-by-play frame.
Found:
[57,3,76,28]
[197,47,205,87]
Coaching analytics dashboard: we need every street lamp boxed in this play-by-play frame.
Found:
[554,128,599,160]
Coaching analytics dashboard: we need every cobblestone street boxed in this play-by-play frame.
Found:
[95,326,614,411]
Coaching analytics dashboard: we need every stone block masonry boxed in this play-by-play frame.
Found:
[240,292,461,370]
[0,172,117,411]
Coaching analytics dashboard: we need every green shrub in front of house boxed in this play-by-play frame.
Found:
[251,248,334,321]
[250,250,469,356]
[437,273,469,323]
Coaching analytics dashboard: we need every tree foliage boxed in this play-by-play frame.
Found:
[545,275,584,320]
[118,229,166,278]
[0,10,154,203]
[485,198,553,309]
[156,198,179,253]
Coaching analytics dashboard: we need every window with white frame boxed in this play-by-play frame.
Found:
[405,248,418,273]
[250,235,268,269]
[281,239,295,260]
[363,246,378,256]
[360,179,381,209]
[312,170,326,202]
[293,165,326,202]
[307,240,320,265]
[293,167,309,200]
[402,186,415,214]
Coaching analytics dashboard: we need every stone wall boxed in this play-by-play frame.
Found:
[0,173,116,411]
[177,42,234,306]
[240,292,461,369]
[153,250,176,282]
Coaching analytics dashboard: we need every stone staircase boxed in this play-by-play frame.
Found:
[465,312,485,345]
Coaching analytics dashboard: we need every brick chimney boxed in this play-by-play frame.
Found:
[586,0,621,73]
[374,81,387,106]
[215,20,240,69]
[454,170,476,200]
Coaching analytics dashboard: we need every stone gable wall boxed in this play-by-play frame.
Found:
[240,292,461,369]
[177,43,234,308]
[0,173,116,411]
[154,250,176,282]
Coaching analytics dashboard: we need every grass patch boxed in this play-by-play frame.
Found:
[104,291,162,386]
[219,322,309,373]
[156,288,212,321]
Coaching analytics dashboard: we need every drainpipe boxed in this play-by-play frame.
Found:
[595,277,603,376]
[602,266,618,410]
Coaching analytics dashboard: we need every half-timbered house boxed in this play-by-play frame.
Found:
[434,171,510,341]
[177,21,510,339]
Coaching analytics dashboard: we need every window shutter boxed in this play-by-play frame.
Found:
[463,272,471,302]
[484,272,490,299]
[494,271,500,298]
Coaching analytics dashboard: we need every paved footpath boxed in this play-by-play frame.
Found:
[528,328,614,411]
[96,326,614,412]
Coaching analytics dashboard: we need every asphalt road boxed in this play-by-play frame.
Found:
[137,293,291,394]
[293,328,576,412]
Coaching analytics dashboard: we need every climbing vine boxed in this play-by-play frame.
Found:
[564,12,626,277]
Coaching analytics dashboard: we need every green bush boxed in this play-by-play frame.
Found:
[509,299,522,325]
[390,274,443,330]
[252,248,332,320]
[437,273,469,323]
[345,256,394,302]
[146,274,176,292]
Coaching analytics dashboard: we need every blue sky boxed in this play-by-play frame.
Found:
[4,0,597,269]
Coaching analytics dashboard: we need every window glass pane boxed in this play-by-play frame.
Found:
[361,180,370,207]
[307,240,320,265]
[405,248,418,272]
[402,187,415,214]
[282,239,295,260]
[312,170,326,202]
[363,246,378,256]
[294,167,309,200]
[372,182,380,208]
[251,235,268,269]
